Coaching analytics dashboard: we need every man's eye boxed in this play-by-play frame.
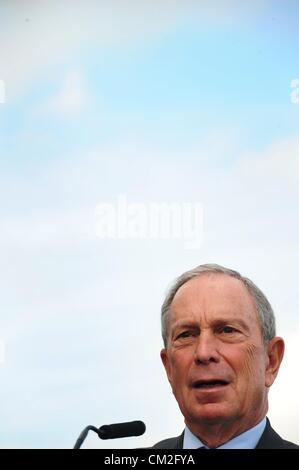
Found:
[177,331,192,339]
[220,326,236,334]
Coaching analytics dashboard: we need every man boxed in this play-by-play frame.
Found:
[153,263,298,449]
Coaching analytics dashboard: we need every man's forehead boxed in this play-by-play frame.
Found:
[170,273,256,316]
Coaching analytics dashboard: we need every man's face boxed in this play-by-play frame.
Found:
[161,274,284,434]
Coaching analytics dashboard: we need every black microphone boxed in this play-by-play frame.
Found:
[98,420,146,440]
[73,420,146,449]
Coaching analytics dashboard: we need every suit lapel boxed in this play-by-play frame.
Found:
[255,418,285,449]
[172,432,184,449]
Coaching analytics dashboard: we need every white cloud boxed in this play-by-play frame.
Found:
[0,0,266,99]
[41,70,88,115]
[0,207,93,247]
[234,134,299,188]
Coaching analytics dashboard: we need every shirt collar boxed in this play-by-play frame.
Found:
[183,417,267,449]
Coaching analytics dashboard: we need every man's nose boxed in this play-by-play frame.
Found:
[194,332,220,364]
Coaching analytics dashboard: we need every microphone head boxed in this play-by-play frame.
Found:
[98,420,146,440]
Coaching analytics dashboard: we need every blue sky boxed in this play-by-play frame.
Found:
[0,1,299,448]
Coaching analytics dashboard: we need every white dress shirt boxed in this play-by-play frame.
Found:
[183,417,267,449]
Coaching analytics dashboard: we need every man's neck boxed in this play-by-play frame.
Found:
[186,415,267,448]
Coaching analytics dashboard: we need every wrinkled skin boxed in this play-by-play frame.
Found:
[161,273,284,448]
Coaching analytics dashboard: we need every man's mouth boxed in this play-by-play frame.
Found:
[192,379,229,389]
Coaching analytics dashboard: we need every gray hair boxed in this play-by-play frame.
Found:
[161,263,276,347]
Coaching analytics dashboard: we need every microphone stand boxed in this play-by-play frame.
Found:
[74,425,99,449]
[74,420,146,448]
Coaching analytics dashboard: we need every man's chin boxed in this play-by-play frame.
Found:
[188,404,232,425]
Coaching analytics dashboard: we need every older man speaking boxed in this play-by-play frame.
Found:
[153,264,298,449]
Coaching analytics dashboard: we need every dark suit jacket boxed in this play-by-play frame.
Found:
[152,419,299,449]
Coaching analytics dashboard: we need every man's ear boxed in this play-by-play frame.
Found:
[160,348,172,384]
[265,336,285,387]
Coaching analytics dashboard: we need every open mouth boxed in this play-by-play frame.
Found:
[193,380,229,389]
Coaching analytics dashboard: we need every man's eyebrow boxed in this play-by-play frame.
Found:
[171,318,250,332]
[171,321,199,332]
[212,318,250,331]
